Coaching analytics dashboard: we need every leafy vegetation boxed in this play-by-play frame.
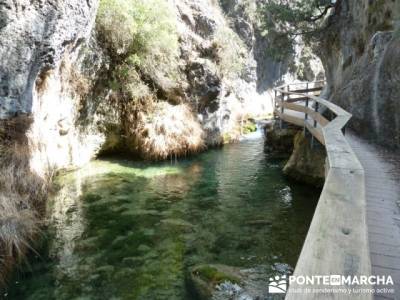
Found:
[242,119,257,134]
[259,0,337,61]
[97,0,180,102]
[97,0,179,66]
[261,0,336,36]
[211,27,247,79]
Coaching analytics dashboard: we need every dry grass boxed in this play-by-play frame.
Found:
[130,102,206,160]
[0,115,49,285]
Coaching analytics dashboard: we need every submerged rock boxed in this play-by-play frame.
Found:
[188,264,242,300]
[283,132,326,188]
[188,264,284,300]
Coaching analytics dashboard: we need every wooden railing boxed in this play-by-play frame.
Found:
[273,82,372,300]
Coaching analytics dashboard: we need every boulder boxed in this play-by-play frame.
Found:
[264,123,300,157]
[283,132,326,188]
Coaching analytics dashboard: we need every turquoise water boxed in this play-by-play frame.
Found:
[6,132,319,299]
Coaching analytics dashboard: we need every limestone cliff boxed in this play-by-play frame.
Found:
[0,0,101,176]
[0,0,323,283]
[0,0,325,172]
[319,0,400,149]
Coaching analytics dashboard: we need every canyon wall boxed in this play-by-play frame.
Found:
[0,0,324,172]
[319,0,400,149]
[0,0,325,284]
[0,0,265,173]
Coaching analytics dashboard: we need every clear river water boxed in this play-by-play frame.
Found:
[6,130,319,300]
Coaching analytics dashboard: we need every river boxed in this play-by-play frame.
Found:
[6,130,319,299]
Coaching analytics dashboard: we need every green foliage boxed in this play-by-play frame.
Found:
[97,0,180,101]
[219,0,258,21]
[242,119,257,134]
[212,27,247,79]
[110,63,150,100]
[260,0,335,61]
[97,0,178,63]
[262,0,334,33]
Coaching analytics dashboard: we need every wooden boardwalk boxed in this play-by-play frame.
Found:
[274,82,372,300]
[347,134,400,300]
[273,81,400,299]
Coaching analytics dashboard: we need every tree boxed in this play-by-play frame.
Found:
[259,0,339,60]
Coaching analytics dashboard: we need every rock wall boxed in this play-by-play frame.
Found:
[0,0,326,174]
[0,0,327,285]
[0,0,103,176]
[0,0,270,174]
[318,0,400,149]
[0,0,98,118]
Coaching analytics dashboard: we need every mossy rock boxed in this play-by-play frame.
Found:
[188,264,242,300]
[242,119,257,134]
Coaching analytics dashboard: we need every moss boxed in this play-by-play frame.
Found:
[193,265,240,286]
[222,133,232,144]
[242,119,257,134]
[222,131,240,144]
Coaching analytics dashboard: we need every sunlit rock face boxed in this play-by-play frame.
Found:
[0,0,98,118]
[319,0,400,148]
[0,0,102,175]
[172,0,274,145]
[0,0,325,174]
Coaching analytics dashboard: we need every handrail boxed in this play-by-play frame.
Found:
[273,82,372,299]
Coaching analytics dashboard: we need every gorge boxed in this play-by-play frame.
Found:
[1,0,400,299]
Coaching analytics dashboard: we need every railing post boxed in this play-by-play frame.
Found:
[280,92,284,129]
[304,98,309,135]
[314,102,319,128]
[310,101,319,149]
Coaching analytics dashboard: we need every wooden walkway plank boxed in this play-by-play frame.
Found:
[347,134,400,300]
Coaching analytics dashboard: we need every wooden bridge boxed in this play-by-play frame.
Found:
[273,82,400,299]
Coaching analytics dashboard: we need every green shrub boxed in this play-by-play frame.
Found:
[212,27,246,79]
[242,119,257,134]
[110,63,150,100]
[97,0,179,76]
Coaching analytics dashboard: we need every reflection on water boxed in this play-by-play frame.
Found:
[7,132,319,299]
